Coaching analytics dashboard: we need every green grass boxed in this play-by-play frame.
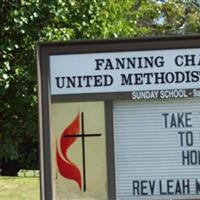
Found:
[0,176,40,200]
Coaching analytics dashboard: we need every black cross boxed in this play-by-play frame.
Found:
[64,112,102,192]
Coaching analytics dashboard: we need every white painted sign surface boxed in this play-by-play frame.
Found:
[50,48,200,95]
[113,98,200,200]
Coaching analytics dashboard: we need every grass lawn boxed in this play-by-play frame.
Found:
[0,176,40,200]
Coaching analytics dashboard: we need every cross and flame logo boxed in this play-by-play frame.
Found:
[56,112,101,191]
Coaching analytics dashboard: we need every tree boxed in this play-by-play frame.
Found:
[153,0,200,35]
[0,0,55,175]
[1,0,199,175]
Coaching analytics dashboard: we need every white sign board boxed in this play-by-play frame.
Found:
[114,98,200,200]
[50,48,200,95]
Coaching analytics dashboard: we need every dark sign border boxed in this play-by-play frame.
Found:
[37,35,200,200]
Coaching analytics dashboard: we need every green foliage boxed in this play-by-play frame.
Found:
[156,0,200,35]
[0,0,200,172]
[0,1,54,168]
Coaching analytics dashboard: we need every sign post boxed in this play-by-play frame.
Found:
[37,36,200,200]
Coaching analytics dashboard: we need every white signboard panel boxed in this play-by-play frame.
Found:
[50,48,200,95]
[113,98,200,200]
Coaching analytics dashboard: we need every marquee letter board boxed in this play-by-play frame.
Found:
[37,36,200,200]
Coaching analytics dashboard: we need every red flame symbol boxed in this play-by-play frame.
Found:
[56,113,82,190]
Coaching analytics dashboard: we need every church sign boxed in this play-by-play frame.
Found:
[37,36,200,200]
